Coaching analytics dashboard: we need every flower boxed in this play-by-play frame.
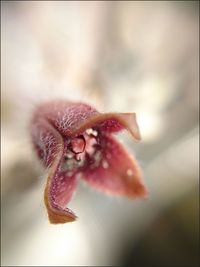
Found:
[30,100,148,224]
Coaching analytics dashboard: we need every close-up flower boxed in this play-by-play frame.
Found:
[2,1,198,266]
[30,100,147,223]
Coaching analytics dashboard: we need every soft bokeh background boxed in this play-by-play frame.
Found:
[1,1,199,266]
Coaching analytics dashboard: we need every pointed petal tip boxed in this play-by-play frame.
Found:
[134,185,149,199]
[120,113,142,142]
[47,208,77,224]
[44,178,78,224]
[125,180,148,199]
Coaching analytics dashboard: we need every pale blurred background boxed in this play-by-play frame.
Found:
[1,1,199,266]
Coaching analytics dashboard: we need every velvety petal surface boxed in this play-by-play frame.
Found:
[81,134,147,197]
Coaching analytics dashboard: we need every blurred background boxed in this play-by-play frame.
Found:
[1,1,199,266]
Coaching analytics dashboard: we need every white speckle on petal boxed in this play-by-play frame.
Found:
[126,169,133,176]
[86,128,98,136]
[92,130,98,137]
[102,160,109,169]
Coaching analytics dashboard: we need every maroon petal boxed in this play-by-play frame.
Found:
[35,100,141,140]
[44,169,78,224]
[31,118,77,223]
[82,134,147,197]
[31,118,63,167]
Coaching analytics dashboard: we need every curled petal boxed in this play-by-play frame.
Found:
[82,134,147,197]
[74,113,142,141]
[44,167,78,224]
[35,100,141,140]
[31,117,77,223]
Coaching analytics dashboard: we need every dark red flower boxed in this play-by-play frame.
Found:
[30,100,148,224]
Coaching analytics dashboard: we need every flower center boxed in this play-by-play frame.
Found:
[60,128,101,173]
[69,135,86,154]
